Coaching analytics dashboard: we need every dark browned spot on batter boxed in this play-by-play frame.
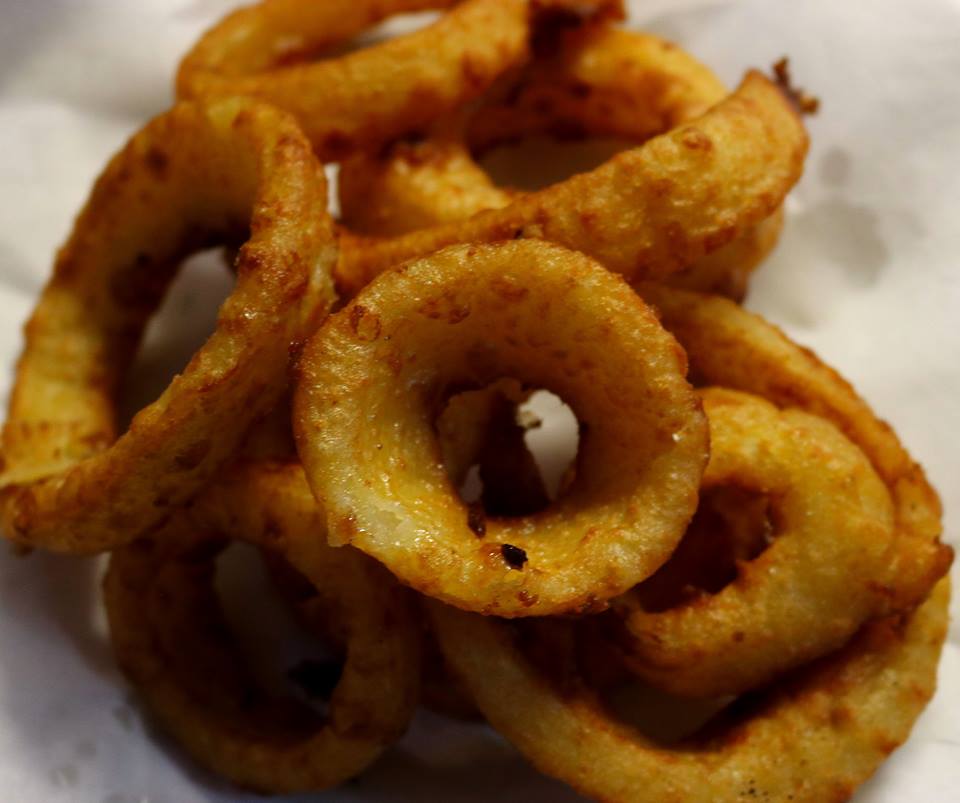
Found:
[144,147,169,178]
[336,514,359,543]
[490,276,530,302]
[501,543,528,570]
[349,304,382,341]
[680,128,713,152]
[174,439,212,471]
[517,589,539,607]
[418,292,470,323]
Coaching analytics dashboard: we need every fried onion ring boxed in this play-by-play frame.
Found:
[177,0,622,160]
[294,240,708,616]
[335,69,807,294]
[339,26,785,299]
[613,386,899,698]
[105,461,420,794]
[0,98,335,553]
[428,579,949,803]
[636,283,953,611]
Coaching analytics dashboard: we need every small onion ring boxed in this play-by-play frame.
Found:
[339,25,785,299]
[177,0,622,160]
[335,69,807,294]
[105,461,420,794]
[635,283,953,611]
[0,98,336,554]
[294,240,708,617]
[428,579,949,803]
[614,386,899,698]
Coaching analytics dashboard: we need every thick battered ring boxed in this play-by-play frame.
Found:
[339,25,785,299]
[614,386,899,698]
[0,98,335,553]
[335,69,807,294]
[294,240,708,617]
[635,283,953,610]
[428,579,949,803]
[178,0,622,160]
[105,461,420,794]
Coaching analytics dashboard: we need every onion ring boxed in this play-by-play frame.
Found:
[428,579,949,803]
[177,0,622,160]
[635,283,953,610]
[338,25,785,300]
[613,386,899,698]
[105,461,420,794]
[335,68,807,295]
[294,240,708,617]
[0,98,335,554]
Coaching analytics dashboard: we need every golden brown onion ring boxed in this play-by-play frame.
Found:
[636,283,953,611]
[614,387,899,698]
[335,69,807,294]
[428,579,949,803]
[0,99,335,554]
[177,0,622,160]
[339,25,784,300]
[105,461,420,794]
[294,240,708,617]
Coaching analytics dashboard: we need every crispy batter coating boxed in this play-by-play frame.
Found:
[429,579,949,803]
[294,240,708,617]
[0,98,335,553]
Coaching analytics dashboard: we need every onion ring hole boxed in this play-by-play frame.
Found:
[478,135,634,192]
[633,484,775,613]
[118,246,235,429]
[436,384,580,518]
[213,543,345,715]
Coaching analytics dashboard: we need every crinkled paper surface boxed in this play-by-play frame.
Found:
[0,1,958,801]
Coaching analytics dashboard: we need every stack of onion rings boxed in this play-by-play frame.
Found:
[0,2,950,800]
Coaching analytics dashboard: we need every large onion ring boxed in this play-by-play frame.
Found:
[428,579,949,803]
[339,25,784,299]
[335,69,807,294]
[0,98,335,553]
[636,283,953,609]
[177,0,622,160]
[105,461,420,794]
[294,240,708,617]
[614,386,898,698]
